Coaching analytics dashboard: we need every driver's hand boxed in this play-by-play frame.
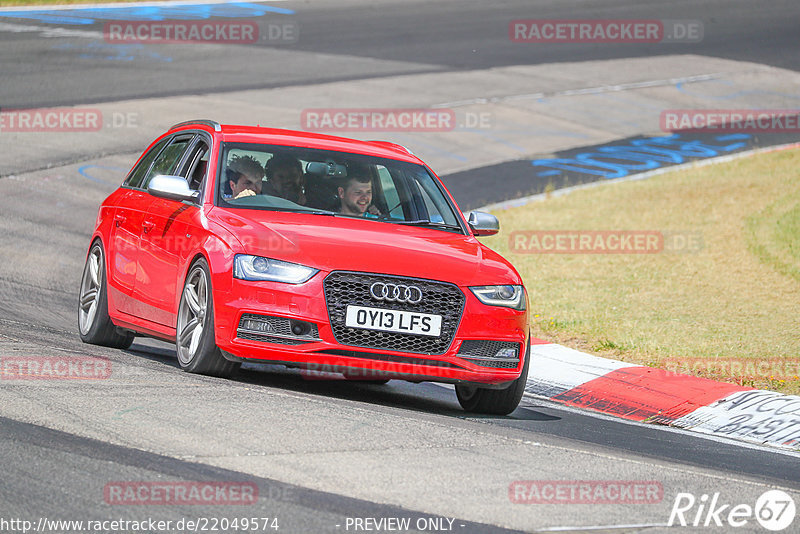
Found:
[368,205,382,216]
[234,189,256,199]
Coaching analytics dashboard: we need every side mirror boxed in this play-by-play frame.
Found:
[467,211,499,236]
[147,175,199,202]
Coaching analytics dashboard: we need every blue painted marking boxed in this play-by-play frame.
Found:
[531,133,754,180]
[715,133,751,141]
[79,165,127,184]
[719,142,747,151]
[0,2,293,25]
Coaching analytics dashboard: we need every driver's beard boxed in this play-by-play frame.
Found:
[344,199,365,215]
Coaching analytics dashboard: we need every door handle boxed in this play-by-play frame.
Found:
[142,220,156,234]
[114,214,126,228]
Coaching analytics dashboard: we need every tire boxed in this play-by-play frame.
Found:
[455,340,531,415]
[176,258,240,378]
[78,241,135,349]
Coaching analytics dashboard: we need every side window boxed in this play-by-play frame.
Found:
[377,166,402,218]
[124,137,170,189]
[417,183,440,222]
[141,136,193,189]
[183,140,210,192]
[410,175,458,225]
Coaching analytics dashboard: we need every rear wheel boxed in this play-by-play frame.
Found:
[176,259,240,378]
[455,340,530,415]
[78,241,134,349]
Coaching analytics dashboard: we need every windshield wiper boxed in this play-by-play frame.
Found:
[390,219,463,232]
[263,207,339,216]
[264,209,462,230]
[306,209,339,216]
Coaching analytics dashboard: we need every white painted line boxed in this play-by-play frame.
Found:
[432,73,724,109]
[479,141,800,212]
[0,21,101,38]
[0,0,289,12]
[536,523,671,532]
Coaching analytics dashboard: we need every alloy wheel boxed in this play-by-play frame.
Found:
[177,266,208,365]
[78,245,103,335]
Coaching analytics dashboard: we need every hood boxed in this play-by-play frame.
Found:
[209,208,520,286]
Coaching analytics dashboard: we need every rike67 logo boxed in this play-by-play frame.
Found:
[669,490,796,531]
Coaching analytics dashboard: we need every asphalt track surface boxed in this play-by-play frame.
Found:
[1,0,799,108]
[1,1,799,532]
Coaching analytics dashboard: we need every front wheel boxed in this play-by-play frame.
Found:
[455,340,530,415]
[176,259,240,378]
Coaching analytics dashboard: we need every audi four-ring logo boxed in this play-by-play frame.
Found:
[370,282,423,304]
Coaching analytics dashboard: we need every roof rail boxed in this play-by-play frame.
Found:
[170,119,221,132]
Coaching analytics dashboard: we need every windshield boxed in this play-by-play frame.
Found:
[215,143,464,232]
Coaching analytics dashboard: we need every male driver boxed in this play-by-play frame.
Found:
[226,155,264,199]
[337,173,380,217]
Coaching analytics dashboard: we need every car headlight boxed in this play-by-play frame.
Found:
[233,254,318,284]
[469,285,526,310]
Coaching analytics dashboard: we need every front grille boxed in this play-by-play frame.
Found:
[458,340,520,369]
[323,271,465,355]
[237,314,320,345]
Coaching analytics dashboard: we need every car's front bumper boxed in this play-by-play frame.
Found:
[213,272,528,386]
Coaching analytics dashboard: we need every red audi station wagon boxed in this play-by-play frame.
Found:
[79,120,530,414]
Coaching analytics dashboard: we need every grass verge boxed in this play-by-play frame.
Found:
[482,147,800,395]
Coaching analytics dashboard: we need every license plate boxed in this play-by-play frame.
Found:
[345,305,442,337]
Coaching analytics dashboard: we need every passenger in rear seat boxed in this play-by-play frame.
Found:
[263,154,306,205]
